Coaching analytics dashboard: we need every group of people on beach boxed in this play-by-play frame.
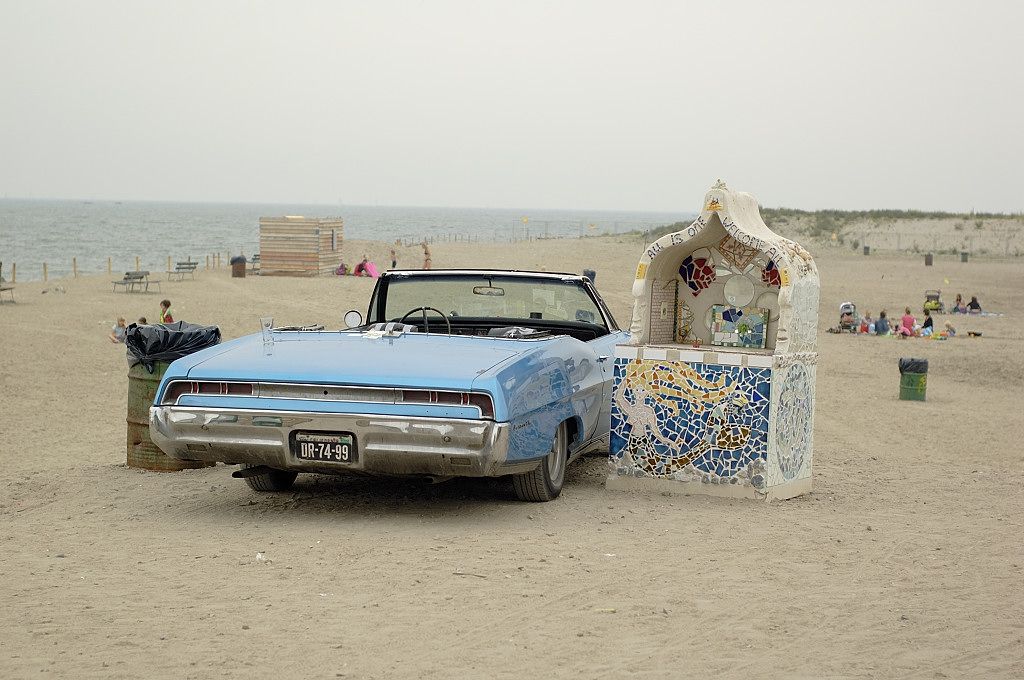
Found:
[108,299,173,343]
[950,293,982,314]
[858,308,954,338]
[838,291,983,340]
[335,242,432,277]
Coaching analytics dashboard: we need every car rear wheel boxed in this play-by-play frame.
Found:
[512,422,568,502]
[242,465,298,492]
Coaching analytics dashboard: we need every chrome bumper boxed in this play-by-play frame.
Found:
[149,406,525,477]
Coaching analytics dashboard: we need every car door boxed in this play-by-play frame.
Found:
[587,329,629,438]
[580,279,629,441]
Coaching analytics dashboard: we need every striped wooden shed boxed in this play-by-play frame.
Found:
[258,216,344,276]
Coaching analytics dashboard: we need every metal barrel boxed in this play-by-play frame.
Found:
[127,361,214,471]
[899,372,927,401]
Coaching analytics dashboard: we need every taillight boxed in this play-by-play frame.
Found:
[161,381,254,405]
[465,393,495,419]
[398,390,494,419]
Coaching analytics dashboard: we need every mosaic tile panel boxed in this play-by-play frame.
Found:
[718,234,760,270]
[711,305,769,349]
[784,278,820,354]
[679,254,716,297]
[761,259,782,288]
[610,358,770,488]
[767,356,816,486]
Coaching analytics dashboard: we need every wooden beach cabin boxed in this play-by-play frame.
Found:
[607,180,820,500]
[258,216,344,276]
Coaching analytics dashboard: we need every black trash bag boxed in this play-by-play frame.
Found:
[126,321,221,373]
[229,255,247,265]
[898,357,929,374]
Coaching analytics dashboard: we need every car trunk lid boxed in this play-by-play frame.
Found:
[184,331,523,390]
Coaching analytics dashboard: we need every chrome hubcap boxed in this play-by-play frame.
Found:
[545,426,566,487]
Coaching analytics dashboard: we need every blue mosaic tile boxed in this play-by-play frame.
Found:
[610,358,769,482]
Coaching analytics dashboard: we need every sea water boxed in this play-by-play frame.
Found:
[0,199,685,281]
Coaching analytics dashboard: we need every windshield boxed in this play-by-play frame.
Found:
[381,275,605,326]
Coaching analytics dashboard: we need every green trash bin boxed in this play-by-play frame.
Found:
[898,357,928,401]
[128,362,215,470]
[125,321,222,470]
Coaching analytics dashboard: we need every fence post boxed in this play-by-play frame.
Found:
[43,262,48,281]
[206,255,210,270]
[72,257,78,278]
[135,256,140,271]
[167,255,171,272]
[11,263,15,283]
[107,257,112,275]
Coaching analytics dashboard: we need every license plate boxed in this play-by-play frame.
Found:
[292,432,357,463]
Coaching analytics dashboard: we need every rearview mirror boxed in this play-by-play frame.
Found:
[343,310,363,328]
[473,285,505,296]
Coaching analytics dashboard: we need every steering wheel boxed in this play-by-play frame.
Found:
[399,306,452,335]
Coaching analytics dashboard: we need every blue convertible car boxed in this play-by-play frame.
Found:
[150,270,626,501]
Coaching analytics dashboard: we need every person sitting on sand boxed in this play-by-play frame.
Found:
[875,310,890,335]
[967,295,982,313]
[860,311,873,334]
[159,299,174,324]
[353,256,370,277]
[109,317,128,343]
[952,293,967,314]
[944,321,957,337]
[899,307,916,337]
[921,309,934,337]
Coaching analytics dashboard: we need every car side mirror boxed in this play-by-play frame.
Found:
[343,310,363,328]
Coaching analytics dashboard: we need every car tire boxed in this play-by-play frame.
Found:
[512,422,568,502]
[242,465,298,492]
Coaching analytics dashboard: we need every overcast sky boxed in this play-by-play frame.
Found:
[1,1,1021,212]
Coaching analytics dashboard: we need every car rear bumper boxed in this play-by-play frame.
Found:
[149,406,527,477]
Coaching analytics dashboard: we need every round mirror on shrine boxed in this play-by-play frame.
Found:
[724,275,755,306]
[757,291,780,321]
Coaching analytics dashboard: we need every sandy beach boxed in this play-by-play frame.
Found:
[1,236,1022,679]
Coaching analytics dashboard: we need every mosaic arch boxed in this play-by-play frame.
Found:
[609,180,820,500]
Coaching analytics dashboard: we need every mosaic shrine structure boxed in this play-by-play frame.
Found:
[607,181,819,500]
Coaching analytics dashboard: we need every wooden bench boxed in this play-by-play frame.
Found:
[167,261,199,281]
[112,271,161,293]
[0,262,11,303]
[248,253,260,273]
